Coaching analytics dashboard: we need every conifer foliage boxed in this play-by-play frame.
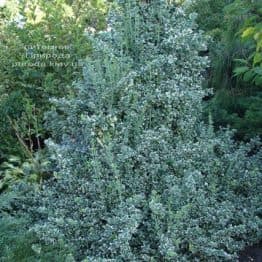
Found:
[31,1,261,260]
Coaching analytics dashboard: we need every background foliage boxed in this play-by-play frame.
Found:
[188,0,262,141]
[0,0,109,189]
[0,0,108,160]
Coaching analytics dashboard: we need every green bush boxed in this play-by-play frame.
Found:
[188,0,262,140]
[0,0,108,161]
[0,152,52,193]
[206,88,262,140]
[0,183,75,261]
[0,215,74,261]
[24,1,262,261]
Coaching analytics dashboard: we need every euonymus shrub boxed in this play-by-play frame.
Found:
[28,0,261,261]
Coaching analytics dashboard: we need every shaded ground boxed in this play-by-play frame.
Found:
[238,242,262,262]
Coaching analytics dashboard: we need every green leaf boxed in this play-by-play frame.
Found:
[234,59,249,65]
[233,66,249,76]
[254,67,262,75]
[242,27,255,39]
[254,75,262,86]
[243,70,255,82]
[253,53,262,65]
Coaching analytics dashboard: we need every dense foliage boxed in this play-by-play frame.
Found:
[0,0,261,261]
[0,216,73,261]
[0,0,108,189]
[188,0,262,141]
[0,0,107,158]
[21,1,261,260]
